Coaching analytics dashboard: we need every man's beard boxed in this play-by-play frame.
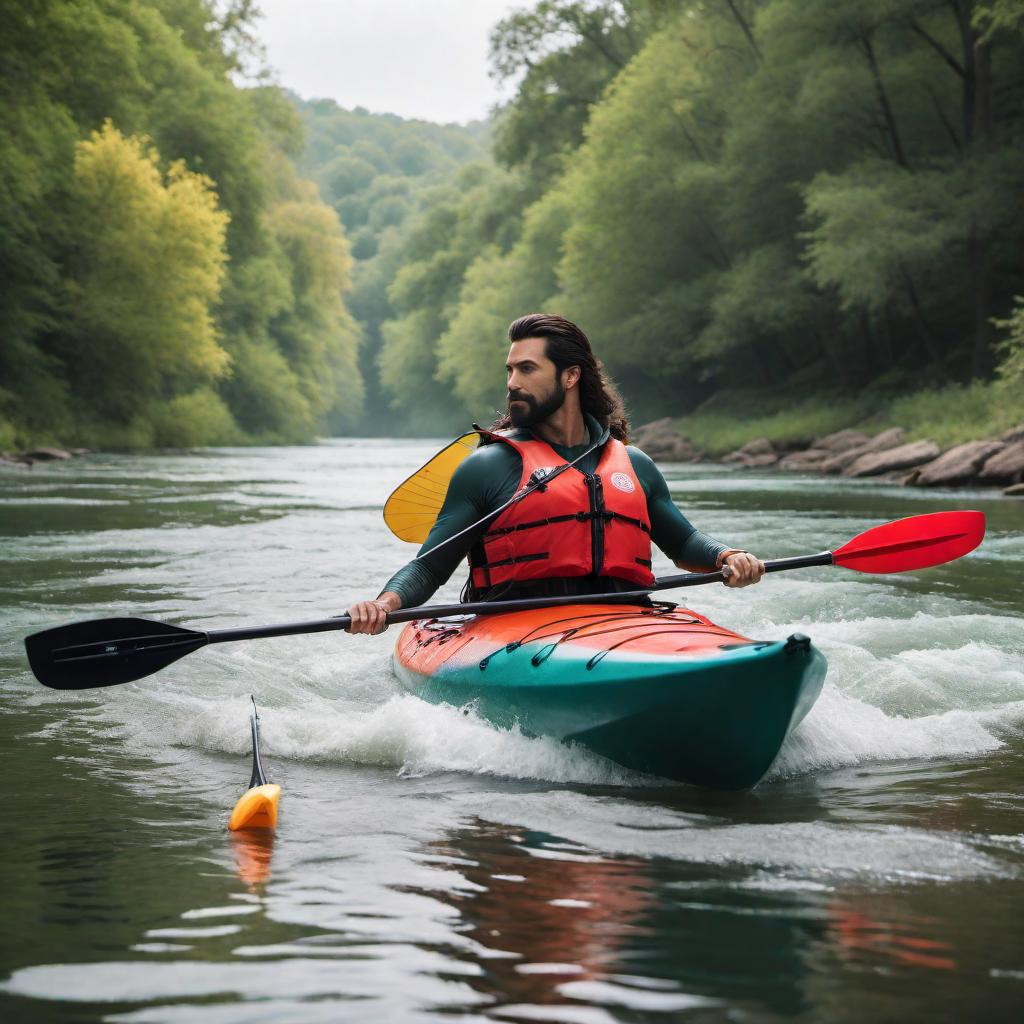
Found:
[507,377,566,428]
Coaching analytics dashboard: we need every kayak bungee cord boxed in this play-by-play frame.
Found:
[476,608,704,660]
[474,608,747,671]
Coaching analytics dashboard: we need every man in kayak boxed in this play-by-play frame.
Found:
[348,313,764,634]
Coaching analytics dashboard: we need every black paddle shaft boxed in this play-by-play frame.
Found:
[24,553,834,689]
[208,552,835,641]
[249,697,269,789]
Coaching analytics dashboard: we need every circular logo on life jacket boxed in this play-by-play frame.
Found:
[610,471,635,493]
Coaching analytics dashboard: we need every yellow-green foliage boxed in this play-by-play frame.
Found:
[0,418,17,451]
[150,389,242,448]
[67,122,230,424]
[264,193,364,428]
[995,295,1024,387]
[0,1,367,450]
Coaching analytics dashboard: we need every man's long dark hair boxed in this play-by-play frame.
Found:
[491,313,629,442]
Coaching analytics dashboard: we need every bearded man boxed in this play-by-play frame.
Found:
[348,313,764,634]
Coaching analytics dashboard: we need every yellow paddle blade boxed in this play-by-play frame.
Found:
[384,431,483,543]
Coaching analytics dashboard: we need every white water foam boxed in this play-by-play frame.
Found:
[766,686,1013,781]
[113,687,654,789]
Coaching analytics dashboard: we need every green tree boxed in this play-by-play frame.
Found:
[375,165,530,429]
[64,121,231,437]
[489,1,669,190]
[995,296,1024,387]
[437,189,572,415]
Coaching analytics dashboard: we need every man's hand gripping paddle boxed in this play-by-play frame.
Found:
[23,511,985,690]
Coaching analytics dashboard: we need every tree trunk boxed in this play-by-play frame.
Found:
[861,34,909,168]
[900,268,947,377]
[812,328,847,385]
[866,313,895,374]
[969,232,995,377]
[955,4,995,376]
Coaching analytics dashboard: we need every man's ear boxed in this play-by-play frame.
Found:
[563,365,582,390]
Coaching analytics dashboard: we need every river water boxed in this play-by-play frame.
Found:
[1,441,1022,1022]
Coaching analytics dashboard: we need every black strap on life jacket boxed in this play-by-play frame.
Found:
[413,423,608,567]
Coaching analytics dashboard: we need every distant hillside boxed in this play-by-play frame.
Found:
[289,95,492,433]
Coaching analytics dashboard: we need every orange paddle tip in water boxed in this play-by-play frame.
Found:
[229,697,279,832]
[229,783,281,831]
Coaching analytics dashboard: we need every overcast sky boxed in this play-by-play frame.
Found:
[256,0,529,124]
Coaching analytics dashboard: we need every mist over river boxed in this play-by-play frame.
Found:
[1,441,1022,1022]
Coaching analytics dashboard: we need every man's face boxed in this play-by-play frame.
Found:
[505,337,566,428]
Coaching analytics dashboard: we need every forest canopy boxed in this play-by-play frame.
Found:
[2,0,1022,449]
[355,0,1024,435]
[0,0,361,449]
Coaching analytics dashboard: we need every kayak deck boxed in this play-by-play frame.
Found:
[392,603,826,789]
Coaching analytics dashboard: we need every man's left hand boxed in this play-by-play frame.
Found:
[721,551,765,588]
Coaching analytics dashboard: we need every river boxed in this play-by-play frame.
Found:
[1,441,1022,1022]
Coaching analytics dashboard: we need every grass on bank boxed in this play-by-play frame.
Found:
[676,381,1022,457]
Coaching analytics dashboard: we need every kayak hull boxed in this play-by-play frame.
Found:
[392,603,826,789]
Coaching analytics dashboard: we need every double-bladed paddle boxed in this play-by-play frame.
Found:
[23,510,985,690]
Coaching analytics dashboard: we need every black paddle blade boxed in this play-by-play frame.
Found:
[24,617,208,689]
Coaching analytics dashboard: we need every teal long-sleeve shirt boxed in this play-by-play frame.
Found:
[381,414,730,607]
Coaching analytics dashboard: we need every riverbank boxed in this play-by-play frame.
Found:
[634,381,1024,495]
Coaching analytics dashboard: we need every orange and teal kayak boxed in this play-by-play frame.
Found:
[393,602,826,789]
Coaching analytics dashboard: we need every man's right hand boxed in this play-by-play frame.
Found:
[345,591,402,635]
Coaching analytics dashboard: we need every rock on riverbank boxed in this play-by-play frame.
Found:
[0,447,91,470]
[631,418,702,462]
[641,419,1024,496]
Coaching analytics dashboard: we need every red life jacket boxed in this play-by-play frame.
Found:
[468,432,655,594]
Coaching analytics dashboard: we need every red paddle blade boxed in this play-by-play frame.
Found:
[833,511,985,574]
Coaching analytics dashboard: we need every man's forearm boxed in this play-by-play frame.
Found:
[670,529,729,572]
[379,558,449,609]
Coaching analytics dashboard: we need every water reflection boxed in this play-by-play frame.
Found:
[231,830,276,888]
[408,810,1020,1021]
[827,903,955,972]
[415,823,736,1017]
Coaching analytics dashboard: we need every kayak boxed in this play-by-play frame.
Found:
[392,602,826,789]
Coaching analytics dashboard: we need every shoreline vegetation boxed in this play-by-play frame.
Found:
[3,3,1023,455]
[633,385,1024,496]
[5,378,1022,497]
